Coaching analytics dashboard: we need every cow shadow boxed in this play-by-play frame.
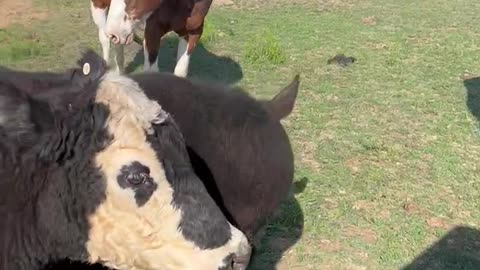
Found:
[247,177,307,270]
[464,77,480,124]
[401,226,480,270]
[125,36,243,85]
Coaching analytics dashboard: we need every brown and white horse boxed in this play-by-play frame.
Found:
[90,0,212,77]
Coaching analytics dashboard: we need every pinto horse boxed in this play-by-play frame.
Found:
[90,0,212,77]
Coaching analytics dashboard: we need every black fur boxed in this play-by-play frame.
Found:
[117,161,158,207]
[131,72,297,242]
[0,50,112,270]
[0,93,113,270]
[146,116,232,249]
[0,50,107,97]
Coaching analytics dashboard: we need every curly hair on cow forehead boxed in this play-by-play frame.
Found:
[95,72,169,132]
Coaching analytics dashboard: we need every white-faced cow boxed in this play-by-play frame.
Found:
[56,71,299,266]
[5,53,299,270]
[90,0,212,76]
[0,50,252,270]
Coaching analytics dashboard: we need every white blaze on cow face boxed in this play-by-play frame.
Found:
[84,72,251,270]
[104,0,151,45]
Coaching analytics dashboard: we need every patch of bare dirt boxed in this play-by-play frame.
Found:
[379,209,391,219]
[345,158,362,175]
[351,199,391,220]
[0,0,47,29]
[212,0,236,7]
[323,197,339,209]
[426,217,449,230]
[403,201,418,214]
[352,200,375,211]
[343,226,378,244]
[461,71,475,80]
[361,16,377,26]
[296,139,322,172]
[345,264,367,270]
[318,239,342,252]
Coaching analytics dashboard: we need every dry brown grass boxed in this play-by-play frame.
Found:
[0,0,47,28]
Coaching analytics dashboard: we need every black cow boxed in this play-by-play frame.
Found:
[131,72,299,246]
[0,50,251,270]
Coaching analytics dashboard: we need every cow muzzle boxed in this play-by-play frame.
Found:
[108,32,134,45]
[221,236,252,270]
[232,249,252,270]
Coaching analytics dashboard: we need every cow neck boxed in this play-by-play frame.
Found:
[0,158,52,270]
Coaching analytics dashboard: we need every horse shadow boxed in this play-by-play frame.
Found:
[125,36,243,85]
[464,77,480,123]
[247,177,307,270]
[401,226,480,270]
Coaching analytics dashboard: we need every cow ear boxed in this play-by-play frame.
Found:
[0,82,56,149]
[33,49,107,114]
[71,49,108,89]
[261,74,300,121]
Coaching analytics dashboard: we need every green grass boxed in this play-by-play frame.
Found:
[244,31,286,65]
[4,0,480,269]
[0,25,50,65]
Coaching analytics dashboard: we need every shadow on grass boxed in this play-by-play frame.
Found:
[125,36,243,85]
[402,226,480,270]
[247,178,306,270]
[464,77,480,123]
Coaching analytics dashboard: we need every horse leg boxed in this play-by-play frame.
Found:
[143,22,167,72]
[174,34,199,78]
[113,44,125,73]
[90,2,111,65]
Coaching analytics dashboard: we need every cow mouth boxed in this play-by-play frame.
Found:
[232,249,252,270]
[232,261,249,270]
[125,33,134,45]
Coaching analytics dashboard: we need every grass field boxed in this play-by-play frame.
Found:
[2,0,480,269]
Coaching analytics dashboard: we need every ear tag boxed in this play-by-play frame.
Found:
[83,63,91,75]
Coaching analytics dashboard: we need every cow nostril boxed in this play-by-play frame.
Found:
[231,250,252,270]
[125,33,134,45]
[219,254,235,270]
[109,34,120,44]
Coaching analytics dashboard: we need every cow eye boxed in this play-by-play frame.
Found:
[126,172,148,185]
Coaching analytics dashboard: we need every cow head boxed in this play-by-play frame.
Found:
[105,0,161,45]
[0,50,251,270]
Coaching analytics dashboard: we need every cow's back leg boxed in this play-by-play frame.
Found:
[90,2,110,64]
[174,33,199,77]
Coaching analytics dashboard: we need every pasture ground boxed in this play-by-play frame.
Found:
[2,0,480,269]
